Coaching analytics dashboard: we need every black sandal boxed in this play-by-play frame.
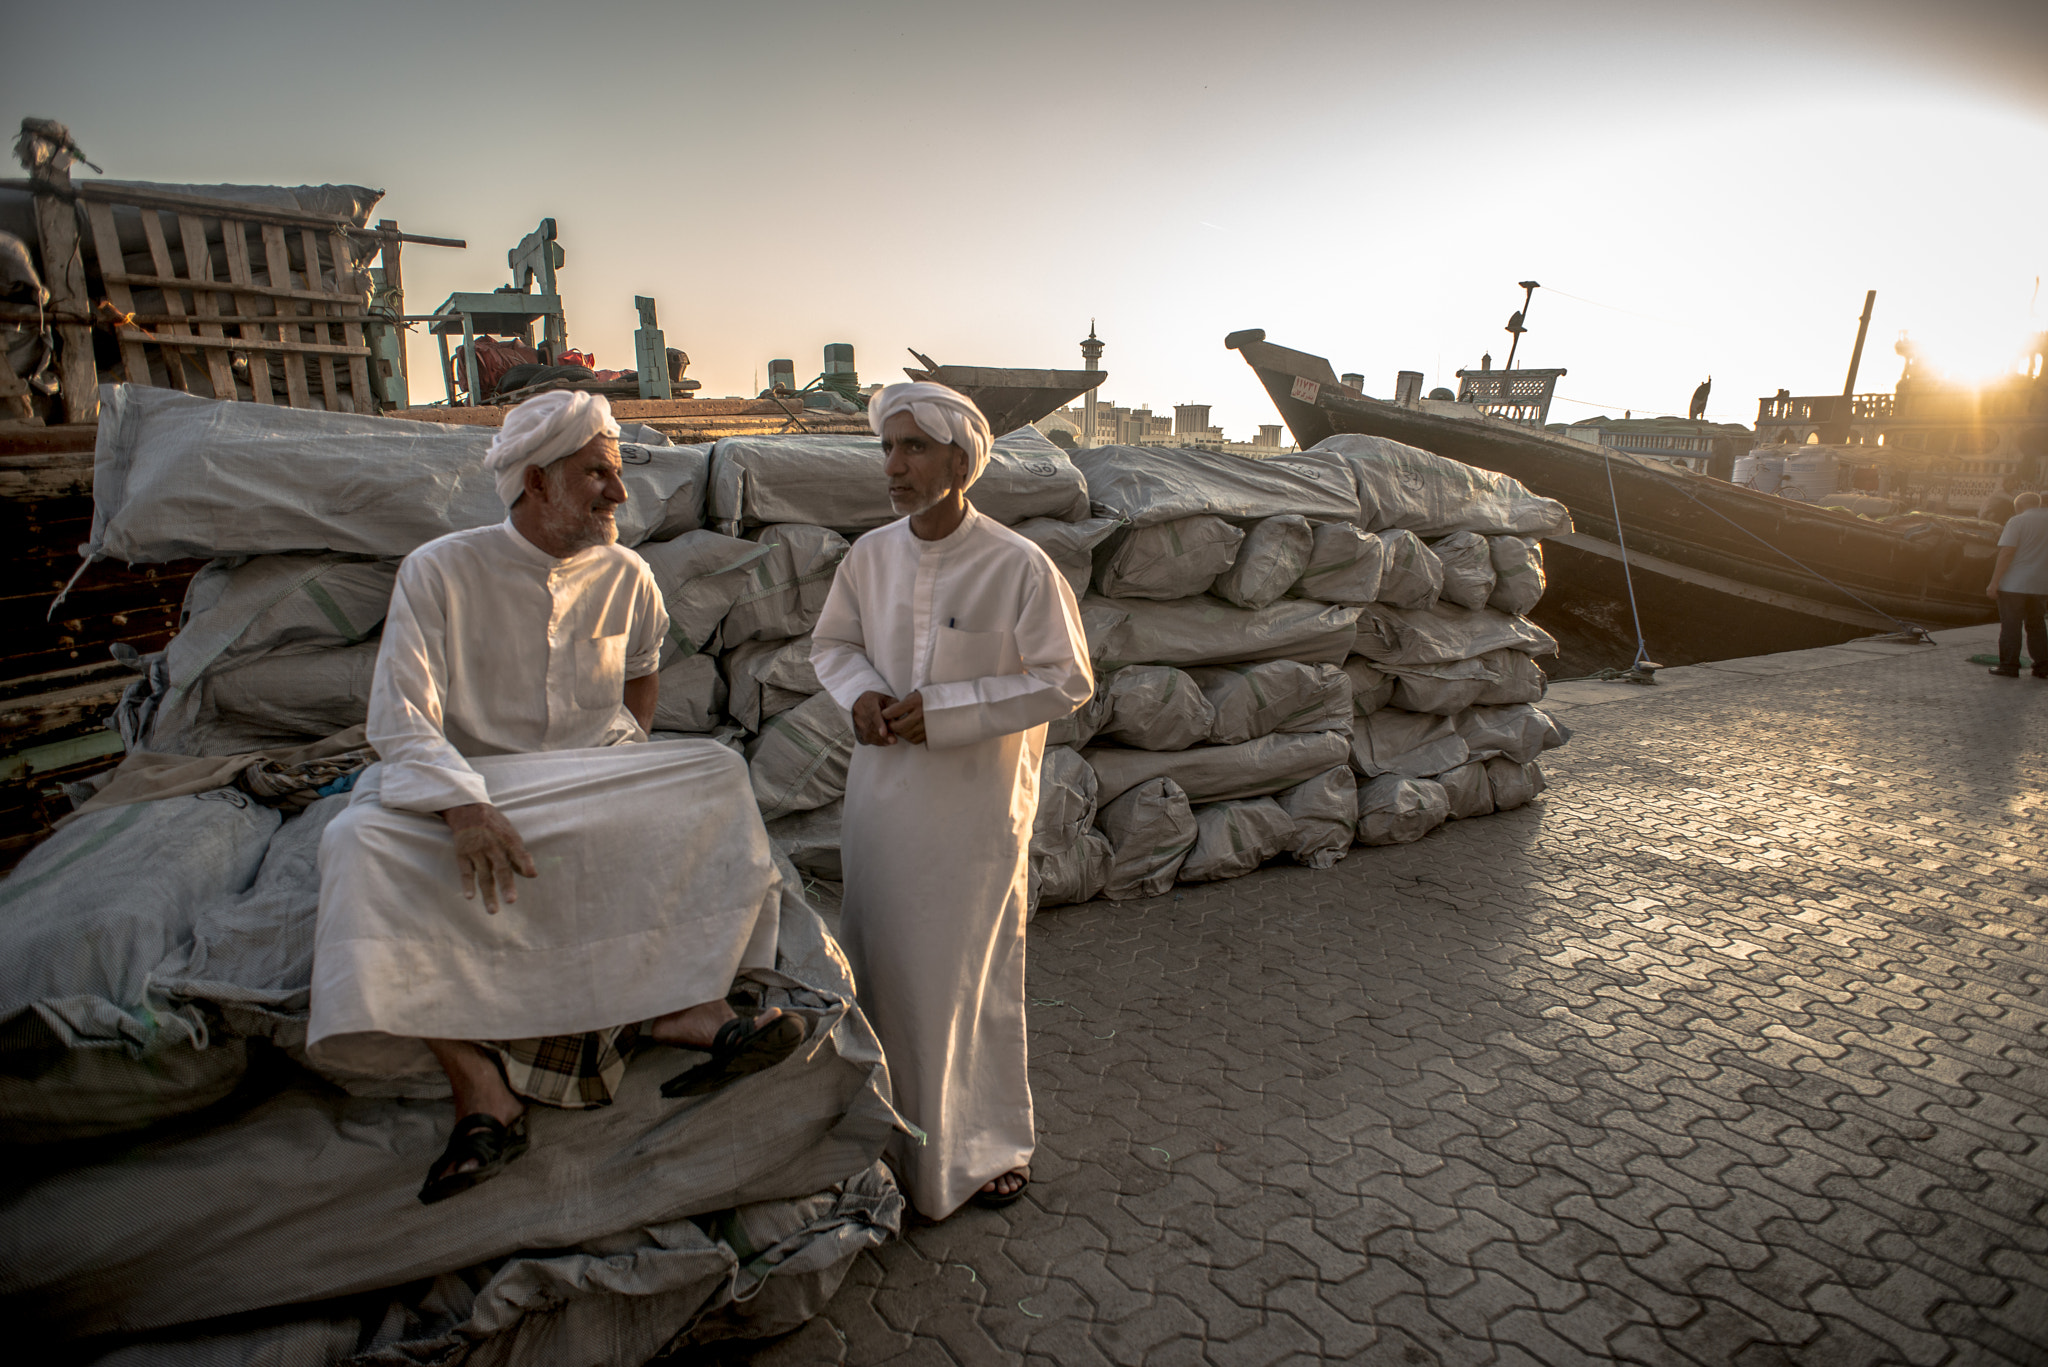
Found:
[971,1170,1030,1209]
[417,1112,529,1205]
[660,1011,808,1098]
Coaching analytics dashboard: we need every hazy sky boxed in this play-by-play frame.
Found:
[7,0,2046,435]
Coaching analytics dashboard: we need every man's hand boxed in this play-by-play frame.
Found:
[881,691,927,745]
[852,691,899,746]
[440,803,538,913]
[1989,582,2002,602]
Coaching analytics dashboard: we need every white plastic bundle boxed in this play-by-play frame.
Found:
[743,691,853,821]
[1456,704,1568,765]
[720,524,849,645]
[1288,522,1386,605]
[636,531,773,661]
[1342,658,1396,716]
[1357,773,1449,846]
[1274,767,1358,869]
[1097,777,1197,900]
[1381,660,1492,717]
[1098,666,1217,751]
[724,636,821,733]
[1437,761,1494,819]
[1475,648,1548,706]
[1011,516,1124,598]
[1375,530,1443,610]
[1486,536,1546,616]
[652,654,726,733]
[1031,746,1100,857]
[1179,798,1295,882]
[1190,661,1352,746]
[1350,709,1469,780]
[1430,532,1497,611]
[1031,829,1113,912]
[1212,515,1313,611]
[1046,686,1112,749]
[1486,756,1547,810]
[1094,516,1244,600]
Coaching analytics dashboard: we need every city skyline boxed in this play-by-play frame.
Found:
[4,1,2044,435]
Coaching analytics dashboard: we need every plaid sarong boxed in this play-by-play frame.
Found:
[481,1022,642,1109]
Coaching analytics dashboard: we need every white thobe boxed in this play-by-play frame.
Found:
[309,520,780,1084]
[812,505,1092,1218]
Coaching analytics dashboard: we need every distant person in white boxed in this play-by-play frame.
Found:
[310,390,801,1206]
[811,382,1092,1218]
[1987,490,2048,679]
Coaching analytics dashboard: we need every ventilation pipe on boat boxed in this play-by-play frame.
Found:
[1340,372,1365,392]
[1395,371,1424,404]
[767,358,795,393]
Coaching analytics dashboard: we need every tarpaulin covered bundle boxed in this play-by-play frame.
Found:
[708,426,1089,534]
[1358,773,1450,845]
[1191,660,1352,746]
[1314,433,1572,538]
[1099,665,1217,751]
[1179,797,1294,882]
[0,839,904,1354]
[1085,730,1352,807]
[1213,514,1314,610]
[1094,515,1244,600]
[1353,602,1558,668]
[87,386,705,564]
[1097,777,1197,900]
[1083,595,1362,672]
[1012,515,1124,597]
[1274,767,1358,869]
[1073,444,1359,527]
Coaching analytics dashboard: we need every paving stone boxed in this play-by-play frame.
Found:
[742,639,2048,1363]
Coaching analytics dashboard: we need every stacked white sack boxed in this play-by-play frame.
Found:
[1018,438,1572,908]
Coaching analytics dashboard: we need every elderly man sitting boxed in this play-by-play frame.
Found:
[310,391,804,1205]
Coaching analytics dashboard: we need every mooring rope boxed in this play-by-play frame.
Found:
[1601,451,1657,677]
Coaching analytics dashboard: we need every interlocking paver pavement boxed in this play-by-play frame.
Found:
[732,631,2048,1365]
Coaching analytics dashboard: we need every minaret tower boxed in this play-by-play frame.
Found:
[1080,320,1105,449]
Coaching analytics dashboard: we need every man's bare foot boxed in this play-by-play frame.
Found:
[972,1167,1030,1208]
[648,999,784,1051]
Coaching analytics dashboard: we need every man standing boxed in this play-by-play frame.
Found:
[812,383,1092,1218]
[1987,490,2048,678]
[312,391,803,1205]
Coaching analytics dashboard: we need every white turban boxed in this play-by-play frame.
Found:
[868,381,994,490]
[484,390,621,508]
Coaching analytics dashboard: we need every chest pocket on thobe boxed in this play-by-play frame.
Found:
[572,594,637,710]
[930,625,1020,685]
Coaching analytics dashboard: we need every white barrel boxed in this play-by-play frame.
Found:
[1734,453,1785,494]
[1779,451,1839,502]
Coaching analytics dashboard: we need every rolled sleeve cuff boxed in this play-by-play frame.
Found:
[377,758,491,813]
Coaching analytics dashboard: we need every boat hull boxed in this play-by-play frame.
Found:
[1228,333,1997,629]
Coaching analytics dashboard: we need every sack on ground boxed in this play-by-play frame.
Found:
[1289,521,1386,605]
[1191,660,1352,745]
[720,525,849,645]
[725,636,821,733]
[1315,433,1572,539]
[744,691,853,821]
[636,530,774,662]
[1274,766,1358,869]
[1093,515,1243,600]
[1083,594,1361,672]
[1045,685,1112,749]
[1030,828,1112,913]
[1084,730,1351,806]
[1487,536,1546,615]
[1383,659,1492,716]
[1074,444,1358,528]
[1178,798,1294,882]
[653,654,727,733]
[1351,708,1470,779]
[1011,516,1123,598]
[766,800,842,881]
[1438,761,1494,819]
[1431,531,1497,611]
[1486,756,1546,810]
[1212,515,1312,610]
[1098,665,1216,751]
[1456,704,1569,764]
[1357,773,1449,846]
[1475,647,1548,705]
[1353,602,1558,667]
[1032,746,1099,857]
[1375,529,1443,610]
[1096,777,1197,900]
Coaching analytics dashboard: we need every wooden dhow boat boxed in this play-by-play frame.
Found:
[1225,329,1998,632]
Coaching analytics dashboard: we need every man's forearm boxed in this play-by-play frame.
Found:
[624,673,658,732]
[1989,548,2016,590]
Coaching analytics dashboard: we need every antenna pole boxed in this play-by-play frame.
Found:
[1842,289,1876,397]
